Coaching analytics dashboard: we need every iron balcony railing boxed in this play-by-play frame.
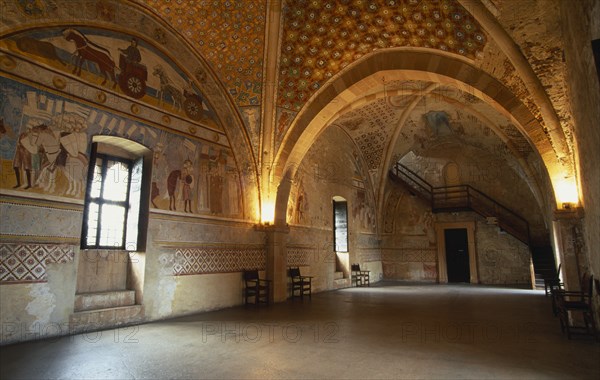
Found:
[390,162,530,245]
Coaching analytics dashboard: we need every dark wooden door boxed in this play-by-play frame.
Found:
[445,228,470,283]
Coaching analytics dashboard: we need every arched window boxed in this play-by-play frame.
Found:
[333,196,348,252]
[81,136,151,251]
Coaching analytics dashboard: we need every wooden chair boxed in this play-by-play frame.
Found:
[554,273,597,340]
[289,267,313,298]
[243,270,271,306]
[351,264,370,287]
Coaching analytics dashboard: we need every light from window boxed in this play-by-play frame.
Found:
[83,154,135,249]
[333,199,348,252]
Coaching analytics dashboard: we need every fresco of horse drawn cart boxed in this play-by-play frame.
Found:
[1,27,214,126]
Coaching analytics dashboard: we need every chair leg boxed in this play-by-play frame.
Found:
[584,311,598,341]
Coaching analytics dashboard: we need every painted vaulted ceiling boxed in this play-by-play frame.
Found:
[0,0,578,220]
[142,0,573,182]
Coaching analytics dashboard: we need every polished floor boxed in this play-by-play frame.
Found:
[1,282,599,379]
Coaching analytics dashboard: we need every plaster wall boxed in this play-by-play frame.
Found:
[560,0,600,279]
[399,135,548,243]
[473,219,531,285]
[1,203,266,344]
[141,217,264,321]
[0,250,78,344]
[0,28,267,343]
[400,129,549,245]
[0,71,264,345]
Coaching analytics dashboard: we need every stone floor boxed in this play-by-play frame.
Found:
[1,282,599,379]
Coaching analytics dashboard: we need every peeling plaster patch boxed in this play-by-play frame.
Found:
[26,284,55,326]
[157,253,176,317]
[242,106,261,157]
[157,277,176,317]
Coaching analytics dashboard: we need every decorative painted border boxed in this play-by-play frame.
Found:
[0,243,75,283]
[360,249,383,263]
[287,245,314,267]
[381,249,436,263]
[173,245,266,276]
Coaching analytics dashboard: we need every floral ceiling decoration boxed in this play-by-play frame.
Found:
[144,0,266,107]
[278,0,487,112]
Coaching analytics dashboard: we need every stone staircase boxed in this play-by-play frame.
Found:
[70,290,144,333]
[530,246,559,291]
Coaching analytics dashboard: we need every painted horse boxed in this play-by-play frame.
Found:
[152,65,183,110]
[63,28,117,87]
[30,124,88,196]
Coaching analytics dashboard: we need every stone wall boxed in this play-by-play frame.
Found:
[381,184,532,287]
[558,0,600,331]
[474,220,532,285]
[286,126,382,287]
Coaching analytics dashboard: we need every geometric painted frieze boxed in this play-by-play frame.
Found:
[286,246,313,267]
[360,249,383,263]
[173,246,266,276]
[0,243,74,284]
[382,249,436,263]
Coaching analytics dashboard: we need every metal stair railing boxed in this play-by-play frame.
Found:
[391,163,530,245]
[389,162,433,204]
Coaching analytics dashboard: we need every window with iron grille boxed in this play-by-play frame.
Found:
[81,142,145,251]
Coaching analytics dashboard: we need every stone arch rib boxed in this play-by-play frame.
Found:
[273,49,564,225]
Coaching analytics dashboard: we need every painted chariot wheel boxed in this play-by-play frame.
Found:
[120,74,146,99]
[184,97,203,121]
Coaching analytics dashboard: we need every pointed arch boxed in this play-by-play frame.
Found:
[273,49,568,226]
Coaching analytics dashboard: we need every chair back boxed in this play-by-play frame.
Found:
[351,264,359,271]
[289,267,301,278]
[243,270,259,282]
[581,273,593,297]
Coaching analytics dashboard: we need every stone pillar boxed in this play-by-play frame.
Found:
[262,172,293,302]
[552,207,587,290]
[260,225,289,303]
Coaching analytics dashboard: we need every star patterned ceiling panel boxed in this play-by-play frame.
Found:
[336,97,406,170]
[278,0,488,112]
[143,0,266,107]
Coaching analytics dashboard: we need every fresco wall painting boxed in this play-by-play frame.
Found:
[0,27,244,219]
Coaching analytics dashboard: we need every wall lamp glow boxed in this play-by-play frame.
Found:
[260,201,275,225]
[554,177,579,209]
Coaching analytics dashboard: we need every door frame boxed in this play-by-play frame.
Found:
[435,221,478,284]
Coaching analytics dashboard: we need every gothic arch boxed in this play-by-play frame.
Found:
[272,49,567,226]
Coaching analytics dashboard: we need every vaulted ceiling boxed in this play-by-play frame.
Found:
[0,0,579,221]
[140,0,576,220]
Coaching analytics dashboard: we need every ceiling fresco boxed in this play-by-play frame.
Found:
[335,98,403,170]
[333,80,537,178]
[143,0,266,107]
[278,0,488,113]
[0,0,577,218]
[431,84,534,157]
